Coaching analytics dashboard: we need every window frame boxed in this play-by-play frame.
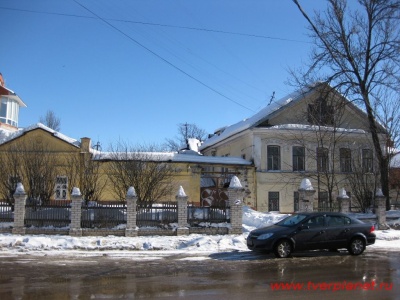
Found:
[268,191,280,211]
[293,146,305,171]
[317,147,329,172]
[362,149,373,173]
[340,148,352,173]
[55,175,68,200]
[267,145,281,171]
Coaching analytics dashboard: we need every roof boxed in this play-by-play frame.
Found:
[200,83,320,150]
[94,151,252,166]
[0,85,27,108]
[0,123,80,147]
[199,82,373,150]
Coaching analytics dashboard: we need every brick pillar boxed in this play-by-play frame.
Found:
[12,183,27,235]
[228,176,244,235]
[298,178,315,212]
[69,187,83,237]
[176,186,189,236]
[337,188,350,213]
[375,188,387,230]
[125,186,139,237]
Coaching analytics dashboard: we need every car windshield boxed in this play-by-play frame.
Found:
[276,214,307,227]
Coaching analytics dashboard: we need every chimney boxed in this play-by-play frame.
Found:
[80,137,91,153]
[0,73,4,87]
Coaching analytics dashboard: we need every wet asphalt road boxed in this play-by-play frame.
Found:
[0,249,399,300]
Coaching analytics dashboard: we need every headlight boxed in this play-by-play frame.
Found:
[257,233,274,240]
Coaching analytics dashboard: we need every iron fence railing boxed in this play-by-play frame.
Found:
[314,203,340,212]
[136,202,178,228]
[25,200,71,228]
[187,202,230,226]
[81,201,127,229]
[0,201,14,222]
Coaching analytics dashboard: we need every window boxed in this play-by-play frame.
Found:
[305,216,324,228]
[267,146,281,170]
[318,191,329,209]
[326,216,351,227]
[307,98,334,126]
[317,147,329,172]
[362,149,373,173]
[268,192,279,211]
[293,146,305,171]
[340,148,352,173]
[294,191,299,212]
[0,97,20,127]
[55,176,68,200]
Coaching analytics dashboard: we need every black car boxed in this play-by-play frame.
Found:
[247,212,376,258]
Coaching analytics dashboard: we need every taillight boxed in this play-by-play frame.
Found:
[370,225,375,233]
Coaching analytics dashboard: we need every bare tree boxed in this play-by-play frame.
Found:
[0,139,59,204]
[0,146,21,204]
[164,123,207,152]
[347,145,380,212]
[106,142,175,205]
[292,0,400,208]
[63,153,107,203]
[284,86,350,209]
[39,110,61,131]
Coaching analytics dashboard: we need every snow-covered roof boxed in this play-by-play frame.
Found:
[94,151,252,166]
[200,82,372,150]
[200,84,317,150]
[0,123,80,147]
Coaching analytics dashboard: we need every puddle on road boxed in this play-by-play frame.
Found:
[0,251,398,299]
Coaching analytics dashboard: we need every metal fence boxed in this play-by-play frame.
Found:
[0,201,14,222]
[136,202,178,228]
[315,202,340,212]
[7,199,231,230]
[81,201,127,229]
[187,202,230,226]
[25,200,71,228]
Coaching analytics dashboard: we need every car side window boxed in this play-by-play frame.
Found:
[326,216,347,226]
[306,216,324,228]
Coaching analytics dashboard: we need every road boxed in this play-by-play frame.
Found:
[0,249,399,299]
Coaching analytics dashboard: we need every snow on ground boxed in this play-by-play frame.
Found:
[0,206,399,256]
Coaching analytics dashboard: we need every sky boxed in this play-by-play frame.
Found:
[0,0,331,149]
[1,207,399,254]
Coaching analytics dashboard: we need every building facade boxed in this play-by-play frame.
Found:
[200,83,388,213]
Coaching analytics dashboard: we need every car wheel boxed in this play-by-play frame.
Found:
[274,240,292,258]
[348,238,365,255]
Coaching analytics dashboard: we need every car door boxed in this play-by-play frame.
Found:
[324,215,353,249]
[292,215,327,250]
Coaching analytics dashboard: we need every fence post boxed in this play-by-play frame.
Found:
[337,188,350,213]
[176,186,189,236]
[69,187,83,237]
[12,183,27,235]
[375,188,388,230]
[228,176,244,235]
[125,186,139,237]
[298,178,315,212]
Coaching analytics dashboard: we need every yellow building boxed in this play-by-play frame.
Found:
[200,82,388,213]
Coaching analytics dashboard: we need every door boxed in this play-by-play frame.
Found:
[293,215,327,250]
[324,215,353,249]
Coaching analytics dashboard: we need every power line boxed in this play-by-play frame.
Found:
[0,6,311,44]
[71,0,255,112]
